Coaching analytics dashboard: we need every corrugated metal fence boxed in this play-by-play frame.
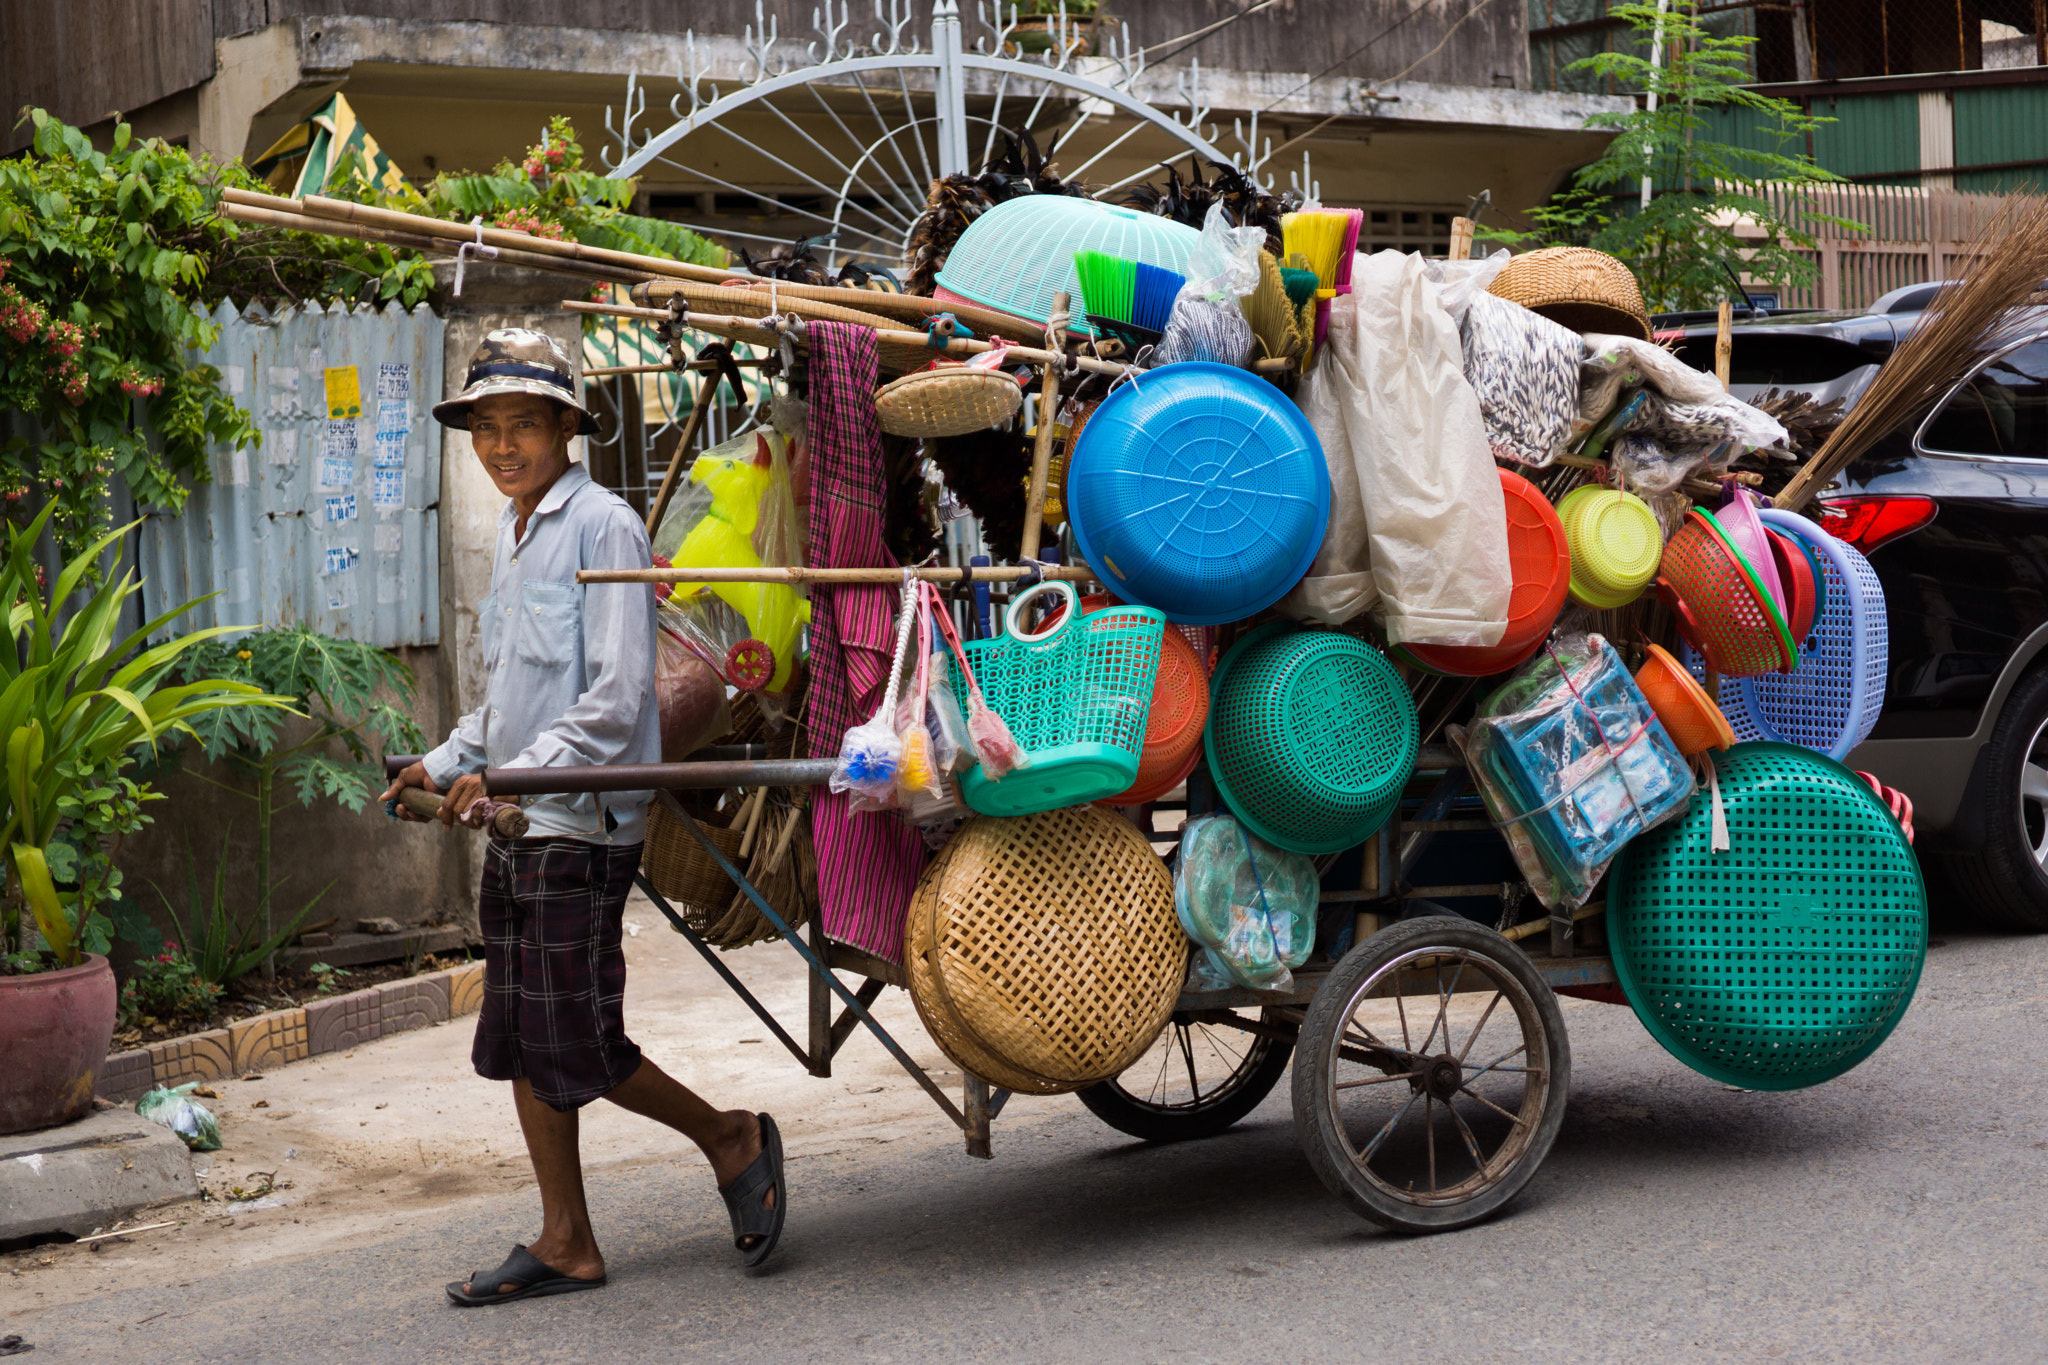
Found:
[140,299,444,646]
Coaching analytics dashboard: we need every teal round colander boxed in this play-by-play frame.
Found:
[934,195,1201,337]
[1204,624,1418,855]
[1607,741,1926,1091]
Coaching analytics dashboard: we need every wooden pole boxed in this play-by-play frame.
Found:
[218,201,645,286]
[1448,217,1476,262]
[1019,290,1069,562]
[644,366,724,537]
[579,564,1097,586]
[1715,298,1734,390]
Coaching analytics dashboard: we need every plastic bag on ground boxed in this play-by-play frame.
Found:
[1462,291,1582,468]
[1279,249,1513,646]
[136,1083,221,1152]
[1174,814,1320,991]
[1452,633,1694,910]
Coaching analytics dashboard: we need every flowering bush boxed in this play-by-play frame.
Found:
[118,942,222,1028]
[0,112,261,553]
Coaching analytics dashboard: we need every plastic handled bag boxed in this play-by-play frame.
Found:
[1151,202,1261,369]
[136,1083,221,1152]
[1173,813,1320,992]
[1452,634,1694,910]
[1462,291,1582,468]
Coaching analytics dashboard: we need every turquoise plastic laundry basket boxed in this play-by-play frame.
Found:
[934,195,1201,338]
[1607,741,1926,1091]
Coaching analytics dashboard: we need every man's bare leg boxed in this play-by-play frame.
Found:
[603,1058,771,1241]
[464,1078,606,1293]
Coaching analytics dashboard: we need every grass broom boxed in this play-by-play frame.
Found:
[1775,192,2048,513]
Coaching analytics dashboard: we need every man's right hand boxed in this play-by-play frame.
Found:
[382,762,442,822]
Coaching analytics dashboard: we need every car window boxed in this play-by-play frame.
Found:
[1920,340,2048,458]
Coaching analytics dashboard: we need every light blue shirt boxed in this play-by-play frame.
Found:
[424,461,661,844]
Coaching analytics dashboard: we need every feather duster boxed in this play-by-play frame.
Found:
[737,235,834,286]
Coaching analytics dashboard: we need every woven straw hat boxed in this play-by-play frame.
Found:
[905,806,1184,1094]
[874,365,1024,437]
[1488,246,1652,340]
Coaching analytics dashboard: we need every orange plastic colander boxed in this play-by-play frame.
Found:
[1043,594,1211,805]
[1402,469,1570,678]
[1634,643,1735,755]
[1656,509,1796,677]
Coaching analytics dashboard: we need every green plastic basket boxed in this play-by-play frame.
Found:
[1607,741,1926,1091]
[955,582,1165,817]
[1204,623,1419,855]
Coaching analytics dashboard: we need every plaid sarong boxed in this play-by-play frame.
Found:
[804,322,927,961]
[472,836,644,1110]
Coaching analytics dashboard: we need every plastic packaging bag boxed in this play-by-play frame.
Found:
[1609,434,1705,499]
[926,658,973,773]
[1580,333,1792,463]
[1279,249,1513,646]
[136,1083,220,1152]
[926,581,1027,779]
[1174,814,1319,992]
[830,575,920,805]
[652,426,813,694]
[893,600,945,801]
[656,607,733,761]
[1620,389,1793,465]
[1421,247,1510,324]
[1452,634,1694,910]
[1151,203,1261,369]
[1462,291,1582,467]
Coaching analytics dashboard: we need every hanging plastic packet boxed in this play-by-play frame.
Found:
[893,591,945,801]
[1151,202,1262,369]
[925,642,973,773]
[1173,813,1319,992]
[1461,291,1581,468]
[927,580,1028,779]
[829,572,921,806]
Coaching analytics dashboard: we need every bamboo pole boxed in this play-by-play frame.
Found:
[218,201,645,286]
[584,358,771,378]
[1714,299,1734,390]
[579,564,1097,585]
[644,366,723,537]
[1019,290,1069,562]
[1448,217,1476,262]
[562,298,1144,380]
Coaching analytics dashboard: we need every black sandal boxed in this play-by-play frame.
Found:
[445,1245,606,1306]
[718,1113,786,1269]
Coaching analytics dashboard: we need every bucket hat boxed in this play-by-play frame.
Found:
[432,327,599,434]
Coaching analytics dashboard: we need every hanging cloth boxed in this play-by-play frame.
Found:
[804,322,928,961]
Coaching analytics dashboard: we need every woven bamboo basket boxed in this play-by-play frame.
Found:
[904,807,1185,1093]
[874,366,1024,437]
[1488,246,1652,340]
[643,798,747,914]
[694,798,818,950]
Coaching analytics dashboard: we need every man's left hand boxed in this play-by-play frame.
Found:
[438,772,490,829]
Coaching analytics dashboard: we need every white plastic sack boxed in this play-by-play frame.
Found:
[1280,250,1513,647]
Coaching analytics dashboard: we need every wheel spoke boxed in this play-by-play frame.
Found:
[1394,987,1412,1052]
[1333,1070,1423,1090]
[1179,1025,1202,1102]
[1455,991,1505,1064]
[1360,1086,1426,1162]
[1448,1098,1487,1169]
[1421,956,1468,1054]
[1458,1084,1530,1129]
[1425,1094,1438,1193]
[2024,761,2048,806]
[1467,1041,1529,1079]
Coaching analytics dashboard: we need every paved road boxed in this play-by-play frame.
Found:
[8,927,2047,1363]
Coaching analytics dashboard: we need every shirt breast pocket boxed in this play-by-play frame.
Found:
[515,580,580,671]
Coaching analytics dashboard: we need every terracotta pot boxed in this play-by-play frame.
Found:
[0,954,118,1135]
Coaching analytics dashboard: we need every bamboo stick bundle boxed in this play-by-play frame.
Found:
[579,564,1098,586]
[217,200,647,287]
[1776,192,2048,512]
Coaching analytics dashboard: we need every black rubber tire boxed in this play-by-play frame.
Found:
[1076,1009,1294,1143]
[1932,664,2048,932]
[1291,916,1570,1234]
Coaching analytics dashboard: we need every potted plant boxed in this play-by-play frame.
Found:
[0,505,290,1134]
[999,0,1103,58]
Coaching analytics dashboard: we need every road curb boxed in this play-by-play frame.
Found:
[99,962,485,1101]
[0,1108,199,1243]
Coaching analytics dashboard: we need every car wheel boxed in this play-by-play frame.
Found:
[1935,665,2048,931]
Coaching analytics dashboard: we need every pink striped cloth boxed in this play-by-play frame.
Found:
[804,323,927,961]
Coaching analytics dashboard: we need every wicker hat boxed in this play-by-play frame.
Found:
[433,327,599,434]
[1488,246,1652,341]
[874,364,1024,437]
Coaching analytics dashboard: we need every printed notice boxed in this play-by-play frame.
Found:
[372,467,406,508]
[323,494,358,524]
[324,365,363,418]
[323,545,360,576]
[320,419,358,459]
[320,457,354,489]
[376,363,411,401]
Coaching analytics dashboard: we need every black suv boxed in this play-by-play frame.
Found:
[1667,285,2048,929]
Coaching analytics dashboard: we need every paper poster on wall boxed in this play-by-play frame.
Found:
[373,467,406,508]
[320,457,354,489]
[376,363,411,401]
[374,522,403,553]
[323,494,358,524]
[320,419,358,458]
[227,448,249,487]
[264,429,297,467]
[267,367,299,417]
[323,545,360,576]
[324,365,363,418]
[326,576,358,611]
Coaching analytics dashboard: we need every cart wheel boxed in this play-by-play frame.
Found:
[725,638,774,691]
[1292,915,1569,1234]
[1076,1007,1294,1143]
